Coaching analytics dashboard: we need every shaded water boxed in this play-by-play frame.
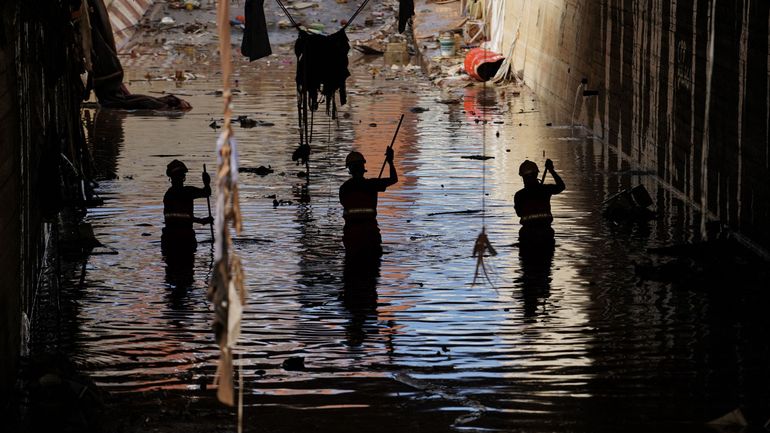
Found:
[70,47,770,431]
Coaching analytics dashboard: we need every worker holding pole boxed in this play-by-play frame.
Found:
[514,158,565,251]
[339,115,402,259]
[161,159,214,255]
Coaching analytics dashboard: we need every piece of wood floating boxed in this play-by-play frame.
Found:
[427,209,482,216]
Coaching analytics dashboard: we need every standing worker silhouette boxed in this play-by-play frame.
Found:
[161,160,213,254]
[514,159,565,250]
[339,148,398,258]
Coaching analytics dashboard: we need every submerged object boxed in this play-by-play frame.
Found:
[464,48,505,82]
[602,184,656,222]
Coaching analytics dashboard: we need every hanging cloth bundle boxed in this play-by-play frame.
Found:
[295,29,350,117]
[272,0,371,167]
[241,0,272,61]
[292,29,350,168]
[209,0,246,417]
[398,0,415,33]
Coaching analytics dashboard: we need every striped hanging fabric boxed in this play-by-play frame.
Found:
[208,0,246,408]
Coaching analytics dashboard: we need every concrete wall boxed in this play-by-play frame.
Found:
[500,0,770,251]
[0,2,21,401]
[1,0,90,400]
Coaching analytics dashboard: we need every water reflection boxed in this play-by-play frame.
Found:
[84,109,126,180]
[515,246,554,320]
[342,256,380,347]
[66,44,770,431]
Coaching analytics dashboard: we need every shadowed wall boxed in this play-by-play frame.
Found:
[501,0,770,251]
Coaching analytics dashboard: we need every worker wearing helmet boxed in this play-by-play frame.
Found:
[161,159,213,254]
[339,147,398,257]
[514,158,565,248]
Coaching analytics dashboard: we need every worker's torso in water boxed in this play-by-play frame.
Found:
[514,183,561,228]
[162,185,208,251]
[339,177,391,224]
[339,177,390,256]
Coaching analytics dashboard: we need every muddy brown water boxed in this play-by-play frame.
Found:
[70,44,770,432]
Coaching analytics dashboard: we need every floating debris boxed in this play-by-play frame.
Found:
[461,155,494,160]
[707,408,748,427]
[239,165,273,176]
[282,357,305,371]
[427,209,482,217]
[292,145,310,166]
[273,199,294,207]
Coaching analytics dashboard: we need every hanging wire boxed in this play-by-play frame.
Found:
[273,0,372,31]
[472,45,497,286]
[342,0,375,30]
[273,0,300,28]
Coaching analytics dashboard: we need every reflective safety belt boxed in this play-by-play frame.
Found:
[520,212,551,223]
[343,207,376,217]
[165,212,192,220]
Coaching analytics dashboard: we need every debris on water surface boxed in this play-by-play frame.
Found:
[239,165,273,176]
[273,199,293,207]
[707,408,747,427]
[461,155,494,160]
[427,209,482,217]
[282,357,305,371]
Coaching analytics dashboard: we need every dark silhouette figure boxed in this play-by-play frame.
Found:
[513,159,563,319]
[339,148,397,258]
[514,159,565,250]
[161,160,212,283]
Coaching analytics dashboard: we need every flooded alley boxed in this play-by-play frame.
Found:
[70,16,770,433]
[4,1,770,432]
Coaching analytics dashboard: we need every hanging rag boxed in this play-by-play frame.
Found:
[398,0,414,34]
[295,29,350,116]
[241,0,272,61]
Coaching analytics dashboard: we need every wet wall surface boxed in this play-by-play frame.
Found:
[69,28,770,433]
[502,0,770,251]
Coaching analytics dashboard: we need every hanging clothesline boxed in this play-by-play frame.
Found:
[273,0,374,32]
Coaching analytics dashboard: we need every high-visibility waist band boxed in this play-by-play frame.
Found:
[165,212,192,220]
[520,212,552,222]
[344,208,376,217]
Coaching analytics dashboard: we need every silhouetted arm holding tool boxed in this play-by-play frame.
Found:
[383,147,398,187]
[543,158,565,194]
[191,170,213,225]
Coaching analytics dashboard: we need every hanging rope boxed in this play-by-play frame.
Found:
[273,0,373,31]
[273,0,300,28]
[210,3,246,429]
[472,47,497,286]
[342,0,374,30]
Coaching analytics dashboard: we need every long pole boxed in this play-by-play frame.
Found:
[204,164,214,240]
[378,113,405,178]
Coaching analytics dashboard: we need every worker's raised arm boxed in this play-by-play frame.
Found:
[191,171,212,198]
[384,147,398,187]
[545,159,565,194]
